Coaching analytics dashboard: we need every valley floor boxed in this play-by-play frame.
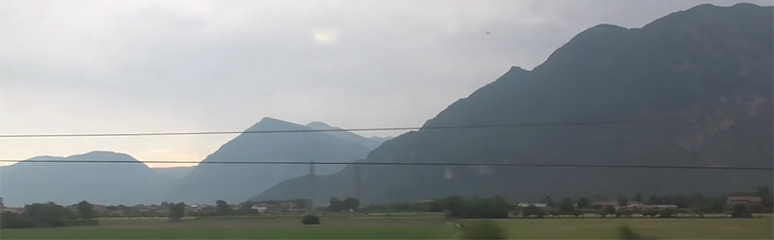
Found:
[1,214,772,239]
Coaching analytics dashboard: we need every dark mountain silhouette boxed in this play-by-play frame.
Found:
[0,151,174,207]
[305,121,389,150]
[168,118,372,204]
[254,3,773,204]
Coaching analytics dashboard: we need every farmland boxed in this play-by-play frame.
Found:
[1,215,771,239]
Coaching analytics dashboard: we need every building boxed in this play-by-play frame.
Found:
[516,203,547,208]
[250,202,299,214]
[727,196,762,205]
[592,201,619,208]
[627,201,643,208]
[251,204,268,213]
[277,202,297,212]
[625,201,677,209]
[92,204,108,215]
[186,204,216,215]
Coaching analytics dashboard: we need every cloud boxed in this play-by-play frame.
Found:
[1,0,770,166]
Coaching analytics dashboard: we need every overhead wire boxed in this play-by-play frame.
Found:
[0,159,770,171]
[0,118,680,138]
[2,118,768,171]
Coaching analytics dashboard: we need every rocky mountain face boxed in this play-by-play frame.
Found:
[253,3,773,204]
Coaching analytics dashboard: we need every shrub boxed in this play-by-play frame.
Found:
[618,209,634,218]
[572,209,583,217]
[618,225,656,239]
[658,209,675,218]
[460,220,504,239]
[642,210,659,217]
[522,205,544,218]
[731,204,752,218]
[301,215,320,225]
[1,212,35,229]
[548,209,562,217]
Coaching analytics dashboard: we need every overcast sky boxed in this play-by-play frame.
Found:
[1,0,769,167]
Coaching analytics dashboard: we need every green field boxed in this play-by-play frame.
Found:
[2,215,772,239]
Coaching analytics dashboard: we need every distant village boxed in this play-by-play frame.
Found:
[0,199,304,218]
[0,194,765,218]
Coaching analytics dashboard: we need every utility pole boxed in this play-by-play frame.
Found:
[308,162,315,213]
[355,163,362,201]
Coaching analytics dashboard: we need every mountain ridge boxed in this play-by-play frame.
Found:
[253,3,773,204]
[167,117,373,204]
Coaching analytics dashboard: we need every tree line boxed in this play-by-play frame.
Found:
[2,187,769,228]
[1,201,97,229]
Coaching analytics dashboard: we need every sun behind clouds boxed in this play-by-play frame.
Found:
[312,28,340,46]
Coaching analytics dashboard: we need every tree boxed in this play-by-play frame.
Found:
[616,208,634,218]
[301,215,320,225]
[731,204,751,218]
[633,193,644,203]
[618,226,656,240]
[605,206,616,217]
[522,205,543,218]
[76,201,95,220]
[702,198,727,214]
[577,197,591,209]
[445,196,464,218]
[216,200,231,215]
[328,197,344,212]
[617,195,629,207]
[22,202,75,227]
[1,211,35,229]
[342,198,360,211]
[658,208,674,218]
[756,186,773,213]
[560,198,575,213]
[688,193,706,212]
[647,195,659,205]
[240,201,256,214]
[168,202,185,222]
[541,196,555,208]
[429,200,445,212]
[487,196,511,218]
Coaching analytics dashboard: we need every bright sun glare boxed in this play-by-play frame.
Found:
[312,29,339,46]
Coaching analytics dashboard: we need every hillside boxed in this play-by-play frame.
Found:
[305,121,388,150]
[0,151,172,207]
[168,118,372,204]
[254,3,774,204]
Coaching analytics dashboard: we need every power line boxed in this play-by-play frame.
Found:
[0,159,770,171]
[0,119,680,138]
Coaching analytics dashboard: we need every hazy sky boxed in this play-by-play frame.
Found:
[1,0,769,168]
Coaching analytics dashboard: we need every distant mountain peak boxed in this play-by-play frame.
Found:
[246,117,308,132]
[21,151,138,163]
[69,151,139,161]
[305,121,337,129]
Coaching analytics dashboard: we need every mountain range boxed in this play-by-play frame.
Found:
[252,3,774,204]
[0,151,173,207]
[2,3,771,207]
[0,119,388,206]
[166,118,382,204]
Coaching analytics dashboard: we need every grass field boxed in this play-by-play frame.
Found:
[2,215,772,239]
